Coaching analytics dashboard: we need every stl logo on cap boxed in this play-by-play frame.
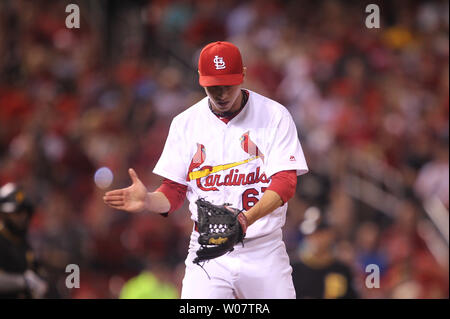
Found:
[213,55,226,70]
[198,41,244,87]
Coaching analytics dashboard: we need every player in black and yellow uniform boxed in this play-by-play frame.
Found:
[0,183,47,299]
[291,209,357,299]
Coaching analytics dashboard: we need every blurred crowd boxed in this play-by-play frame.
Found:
[0,0,448,298]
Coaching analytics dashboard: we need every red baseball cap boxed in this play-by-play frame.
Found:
[198,41,244,87]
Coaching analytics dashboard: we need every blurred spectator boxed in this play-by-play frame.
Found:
[353,221,388,298]
[414,138,449,207]
[380,199,449,298]
[119,267,179,299]
[0,183,48,299]
[291,208,358,299]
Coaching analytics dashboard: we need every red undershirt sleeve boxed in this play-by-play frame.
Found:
[155,170,296,215]
[155,178,187,216]
[266,170,298,205]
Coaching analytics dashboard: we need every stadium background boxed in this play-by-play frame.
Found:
[0,0,448,298]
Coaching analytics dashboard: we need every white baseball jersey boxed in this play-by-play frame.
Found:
[153,89,308,239]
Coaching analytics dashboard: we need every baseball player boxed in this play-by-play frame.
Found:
[104,41,308,298]
[0,183,48,298]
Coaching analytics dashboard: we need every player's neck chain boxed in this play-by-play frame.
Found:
[209,89,248,118]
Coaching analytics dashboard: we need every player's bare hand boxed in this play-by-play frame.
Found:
[103,168,148,213]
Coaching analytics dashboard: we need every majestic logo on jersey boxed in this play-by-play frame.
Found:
[213,55,226,70]
[186,132,269,191]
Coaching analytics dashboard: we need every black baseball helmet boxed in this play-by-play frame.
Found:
[0,183,34,215]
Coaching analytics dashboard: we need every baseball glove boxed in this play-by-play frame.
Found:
[193,198,248,264]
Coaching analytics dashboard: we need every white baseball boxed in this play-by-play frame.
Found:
[94,167,114,189]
